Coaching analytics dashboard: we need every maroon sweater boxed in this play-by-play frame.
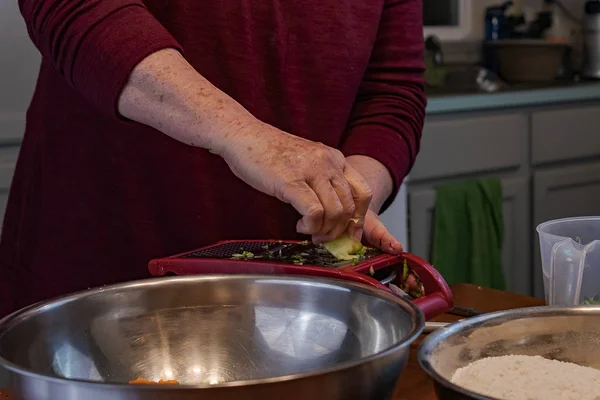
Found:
[0,0,425,315]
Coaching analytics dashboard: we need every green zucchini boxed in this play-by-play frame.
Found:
[323,234,364,261]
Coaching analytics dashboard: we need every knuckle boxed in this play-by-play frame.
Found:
[346,202,356,216]
[330,148,344,160]
[330,150,346,166]
[361,187,374,202]
[315,145,344,166]
[284,179,302,189]
[306,205,324,219]
[374,225,387,239]
[278,181,301,200]
[329,204,344,219]
[313,146,329,159]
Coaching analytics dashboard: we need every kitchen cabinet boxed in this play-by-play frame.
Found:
[407,187,435,261]
[411,113,528,181]
[500,177,531,296]
[531,105,600,165]
[533,162,600,225]
[408,177,531,296]
[409,100,600,298]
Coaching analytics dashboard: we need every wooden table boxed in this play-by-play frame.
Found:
[0,283,545,400]
[392,283,546,400]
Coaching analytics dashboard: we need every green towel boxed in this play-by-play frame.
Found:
[431,179,506,290]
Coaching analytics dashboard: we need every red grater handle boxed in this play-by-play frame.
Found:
[400,252,454,320]
[348,252,453,320]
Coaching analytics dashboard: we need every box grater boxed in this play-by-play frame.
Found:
[148,240,453,320]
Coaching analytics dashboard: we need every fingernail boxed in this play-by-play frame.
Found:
[389,241,403,254]
[297,219,311,235]
[313,235,328,245]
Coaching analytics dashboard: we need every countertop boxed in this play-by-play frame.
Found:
[426,81,600,115]
[392,283,546,400]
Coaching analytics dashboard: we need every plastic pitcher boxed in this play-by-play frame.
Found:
[537,217,600,306]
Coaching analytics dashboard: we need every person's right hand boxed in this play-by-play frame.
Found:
[117,49,371,240]
[218,119,373,243]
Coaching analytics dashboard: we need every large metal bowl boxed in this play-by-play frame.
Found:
[0,275,424,400]
[418,306,600,399]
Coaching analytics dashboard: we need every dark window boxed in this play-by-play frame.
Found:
[423,0,459,26]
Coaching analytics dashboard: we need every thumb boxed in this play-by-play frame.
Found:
[364,211,403,255]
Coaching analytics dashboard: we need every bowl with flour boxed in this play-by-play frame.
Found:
[418,306,600,400]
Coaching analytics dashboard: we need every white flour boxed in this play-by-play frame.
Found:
[451,355,600,400]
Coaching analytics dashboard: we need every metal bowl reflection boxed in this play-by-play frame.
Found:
[0,275,423,400]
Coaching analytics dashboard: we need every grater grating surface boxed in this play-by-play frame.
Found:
[181,242,276,259]
[180,241,381,267]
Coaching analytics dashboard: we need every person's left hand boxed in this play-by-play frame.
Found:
[363,210,427,294]
[363,210,403,255]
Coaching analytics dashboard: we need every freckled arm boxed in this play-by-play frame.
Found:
[17,0,376,244]
[18,0,257,154]
[118,49,259,154]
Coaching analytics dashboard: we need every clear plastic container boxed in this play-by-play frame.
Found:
[537,217,600,306]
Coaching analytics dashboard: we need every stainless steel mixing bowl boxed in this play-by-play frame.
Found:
[0,275,424,400]
[418,306,600,399]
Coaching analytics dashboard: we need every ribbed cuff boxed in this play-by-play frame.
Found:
[342,126,412,212]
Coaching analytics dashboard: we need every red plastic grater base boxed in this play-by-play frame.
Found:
[148,240,453,320]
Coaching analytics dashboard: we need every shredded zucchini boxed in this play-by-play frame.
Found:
[323,234,364,261]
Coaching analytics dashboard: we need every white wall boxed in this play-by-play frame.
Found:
[0,0,40,141]
[0,2,38,386]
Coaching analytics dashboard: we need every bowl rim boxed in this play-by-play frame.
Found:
[0,274,425,391]
[417,305,600,399]
[536,215,600,235]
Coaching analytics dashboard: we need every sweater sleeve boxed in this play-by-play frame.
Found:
[19,0,183,118]
[341,0,427,209]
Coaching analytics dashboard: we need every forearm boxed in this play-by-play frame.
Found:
[346,155,393,213]
[118,48,255,154]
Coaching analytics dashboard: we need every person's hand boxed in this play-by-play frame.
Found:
[363,210,403,255]
[219,119,373,242]
[118,50,371,241]
[363,210,424,293]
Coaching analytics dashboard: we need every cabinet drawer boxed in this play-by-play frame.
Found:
[532,105,600,165]
[533,161,600,225]
[411,113,528,181]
